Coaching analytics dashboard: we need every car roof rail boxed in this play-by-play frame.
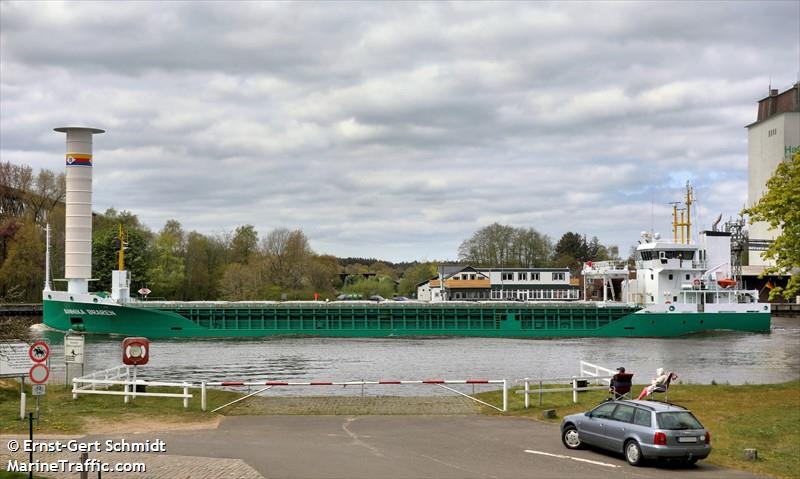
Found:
[646,399,688,410]
[617,400,656,411]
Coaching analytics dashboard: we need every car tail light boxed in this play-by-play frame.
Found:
[705,432,711,444]
[654,431,667,445]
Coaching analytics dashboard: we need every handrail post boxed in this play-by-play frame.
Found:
[201,381,207,412]
[539,380,543,406]
[183,383,189,409]
[502,379,508,412]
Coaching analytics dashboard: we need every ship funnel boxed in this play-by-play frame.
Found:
[54,126,105,294]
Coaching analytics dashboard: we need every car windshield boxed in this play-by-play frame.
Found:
[657,411,703,430]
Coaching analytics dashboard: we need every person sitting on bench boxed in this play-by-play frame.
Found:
[609,367,634,399]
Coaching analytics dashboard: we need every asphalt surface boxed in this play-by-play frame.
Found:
[84,415,764,479]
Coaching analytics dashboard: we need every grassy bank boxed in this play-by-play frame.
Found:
[474,380,800,479]
[0,380,242,435]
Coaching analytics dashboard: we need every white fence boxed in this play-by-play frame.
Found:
[72,366,193,408]
[579,360,616,385]
[72,367,507,412]
[515,360,618,407]
[72,361,621,412]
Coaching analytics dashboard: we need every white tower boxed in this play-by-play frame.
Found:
[54,126,105,295]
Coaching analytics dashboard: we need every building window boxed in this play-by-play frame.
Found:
[502,272,513,281]
[531,273,540,281]
[553,272,565,281]
[518,272,527,281]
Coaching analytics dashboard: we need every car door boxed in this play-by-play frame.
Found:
[605,404,636,452]
[579,402,617,448]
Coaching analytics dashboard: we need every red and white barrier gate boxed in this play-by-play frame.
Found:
[204,378,508,413]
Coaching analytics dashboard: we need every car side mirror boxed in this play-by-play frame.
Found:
[585,412,592,417]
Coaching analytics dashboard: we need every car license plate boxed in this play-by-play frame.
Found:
[678,436,698,443]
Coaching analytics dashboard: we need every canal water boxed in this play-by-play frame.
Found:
[20,316,800,396]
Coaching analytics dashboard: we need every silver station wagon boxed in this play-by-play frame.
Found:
[560,399,711,466]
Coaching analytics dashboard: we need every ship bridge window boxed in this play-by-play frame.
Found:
[639,251,654,261]
[663,250,695,260]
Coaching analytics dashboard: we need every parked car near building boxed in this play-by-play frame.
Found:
[560,399,711,466]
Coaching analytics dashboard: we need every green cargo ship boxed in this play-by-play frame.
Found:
[41,294,770,338]
[41,128,771,338]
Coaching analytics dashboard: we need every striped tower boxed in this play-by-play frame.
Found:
[54,127,105,294]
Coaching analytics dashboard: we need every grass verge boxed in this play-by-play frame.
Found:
[0,379,242,435]
[474,380,800,479]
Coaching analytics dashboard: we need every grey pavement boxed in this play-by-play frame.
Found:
[70,415,766,479]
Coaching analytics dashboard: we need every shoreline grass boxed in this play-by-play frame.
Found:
[2,380,797,478]
[474,380,800,479]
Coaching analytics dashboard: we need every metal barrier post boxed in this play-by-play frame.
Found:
[201,382,207,412]
[524,379,529,409]
[20,392,25,419]
[502,379,508,412]
[72,377,78,400]
[572,378,578,403]
[538,380,543,406]
[183,383,189,409]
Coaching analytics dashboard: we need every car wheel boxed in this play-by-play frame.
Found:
[624,440,644,466]
[562,425,582,450]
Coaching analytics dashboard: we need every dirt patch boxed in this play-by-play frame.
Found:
[81,415,222,434]
[222,395,482,416]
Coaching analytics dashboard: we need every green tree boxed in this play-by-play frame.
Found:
[397,262,437,297]
[342,276,396,298]
[92,226,151,292]
[148,220,186,299]
[458,223,552,267]
[743,153,800,300]
[230,225,259,264]
[0,222,44,301]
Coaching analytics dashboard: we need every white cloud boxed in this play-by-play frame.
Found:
[1,1,798,261]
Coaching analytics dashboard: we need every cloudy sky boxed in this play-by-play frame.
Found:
[2,1,798,261]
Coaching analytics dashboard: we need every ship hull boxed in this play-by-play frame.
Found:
[42,299,771,338]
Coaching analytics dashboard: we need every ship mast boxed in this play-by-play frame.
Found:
[671,182,694,244]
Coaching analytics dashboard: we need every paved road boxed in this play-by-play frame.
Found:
[81,415,763,479]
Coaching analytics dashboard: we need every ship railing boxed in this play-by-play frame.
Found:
[517,374,615,408]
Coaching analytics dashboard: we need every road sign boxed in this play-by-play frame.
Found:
[29,363,49,384]
[138,287,151,296]
[32,384,46,396]
[0,341,31,377]
[29,341,49,363]
[64,335,85,364]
